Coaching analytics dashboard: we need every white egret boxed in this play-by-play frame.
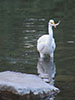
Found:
[37,19,60,58]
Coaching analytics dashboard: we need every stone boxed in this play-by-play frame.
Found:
[0,71,60,100]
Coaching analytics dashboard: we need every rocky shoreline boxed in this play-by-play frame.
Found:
[0,71,60,100]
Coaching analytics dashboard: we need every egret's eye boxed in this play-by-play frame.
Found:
[51,22,54,24]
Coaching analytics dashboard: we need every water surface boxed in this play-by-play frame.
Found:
[0,0,75,100]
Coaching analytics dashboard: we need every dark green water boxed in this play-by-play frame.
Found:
[0,0,75,100]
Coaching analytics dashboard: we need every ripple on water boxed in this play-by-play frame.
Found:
[24,37,28,39]
[23,30,36,33]
[6,57,28,64]
[25,18,45,22]
[24,43,34,48]
[67,41,74,44]
[38,18,45,21]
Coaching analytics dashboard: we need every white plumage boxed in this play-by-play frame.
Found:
[37,19,60,58]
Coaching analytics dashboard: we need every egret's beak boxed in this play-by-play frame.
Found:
[53,23,56,28]
[53,21,60,28]
[56,21,60,26]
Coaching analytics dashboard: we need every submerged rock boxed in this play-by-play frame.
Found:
[0,71,59,100]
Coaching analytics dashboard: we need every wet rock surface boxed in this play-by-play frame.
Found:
[0,71,59,100]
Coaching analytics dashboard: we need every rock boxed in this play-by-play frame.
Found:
[0,71,60,100]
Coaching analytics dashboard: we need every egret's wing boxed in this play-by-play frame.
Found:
[37,35,48,43]
[37,35,48,52]
[37,42,45,52]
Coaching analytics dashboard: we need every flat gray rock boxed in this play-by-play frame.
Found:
[0,71,59,97]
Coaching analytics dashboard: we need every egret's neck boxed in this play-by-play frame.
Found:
[48,24,53,37]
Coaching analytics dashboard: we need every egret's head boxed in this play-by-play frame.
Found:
[49,19,56,28]
[49,19,60,28]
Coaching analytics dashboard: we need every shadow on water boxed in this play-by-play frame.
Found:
[37,58,56,85]
[37,58,57,100]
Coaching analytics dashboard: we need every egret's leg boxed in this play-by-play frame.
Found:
[40,53,45,58]
[50,53,54,58]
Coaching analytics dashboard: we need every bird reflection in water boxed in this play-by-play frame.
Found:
[37,58,56,86]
